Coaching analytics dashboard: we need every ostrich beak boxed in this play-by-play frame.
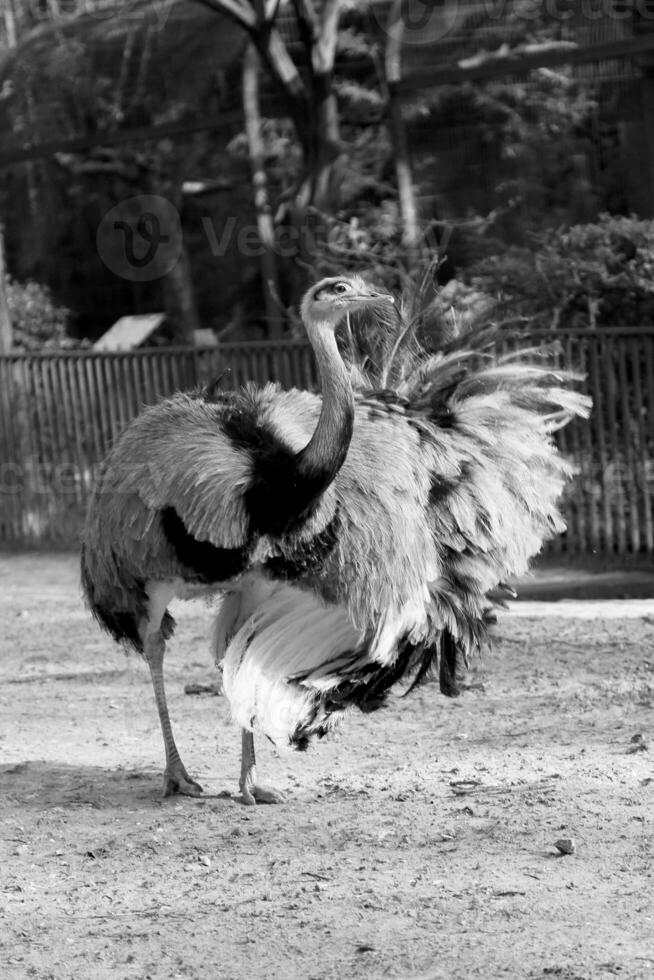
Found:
[351,289,395,306]
[372,290,395,304]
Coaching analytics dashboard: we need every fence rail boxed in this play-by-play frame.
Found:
[0,330,652,554]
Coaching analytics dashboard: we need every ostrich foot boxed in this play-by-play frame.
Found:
[163,766,203,798]
[240,782,286,806]
[239,729,284,805]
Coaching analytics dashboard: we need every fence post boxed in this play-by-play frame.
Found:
[0,224,12,354]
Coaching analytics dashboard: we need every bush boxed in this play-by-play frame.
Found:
[6,278,76,350]
[454,216,654,331]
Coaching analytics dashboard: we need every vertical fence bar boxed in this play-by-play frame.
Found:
[578,335,601,553]
[91,355,111,454]
[627,335,650,552]
[159,351,172,399]
[60,356,86,542]
[168,351,181,393]
[644,335,654,553]
[604,334,627,553]
[616,335,640,553]
[0,358,21,543]
[110,355,129,434]
[587,333,612,552]
[26,356,49,507]
[22,357,52,543]
[129,352,145,416]
[14,357,42,544]
[141,350,156,406]
[115,354,134,425]
[59,355,83,492]
[563,334,584,553]
[151,351,165,402]
[550,336,568,555]
[77,354,102,499]
[56,358,81,540]
[64,357,87,501]
[231,349,243,389]
[38,356,63,541]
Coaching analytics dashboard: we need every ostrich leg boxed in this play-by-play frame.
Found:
[142,584,202,798]
[239,729,285,805]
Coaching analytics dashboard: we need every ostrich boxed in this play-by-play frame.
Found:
[82,274,591,803]
[82,277,394,799]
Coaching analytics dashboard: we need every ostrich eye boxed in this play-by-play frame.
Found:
[333,282,349,295]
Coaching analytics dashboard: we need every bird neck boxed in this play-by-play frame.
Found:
[297,322,354,489]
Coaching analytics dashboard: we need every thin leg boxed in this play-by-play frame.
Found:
[239,729,285,805]
[144,630,203,798]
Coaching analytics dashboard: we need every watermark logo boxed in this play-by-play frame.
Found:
[372,0,462,47]
[371,0,654,47]
[96,195,182,282]
[24,0,176,31]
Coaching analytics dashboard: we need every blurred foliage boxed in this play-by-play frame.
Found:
[445,216,654,331]
[6,277,78,350]
[418,72,600,232]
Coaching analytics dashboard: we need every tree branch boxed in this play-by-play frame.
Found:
[292,0,318,38]
[384,0,419,252]
[264,0,282,23]
[0,224,12,354]
[314,0,340,72]
[191,0,256,29]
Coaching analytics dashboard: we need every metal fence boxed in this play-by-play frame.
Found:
[0,330,652,554]
[498,327,654,556]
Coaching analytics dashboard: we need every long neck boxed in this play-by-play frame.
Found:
[296,321,354,488]
[242,319,355,538]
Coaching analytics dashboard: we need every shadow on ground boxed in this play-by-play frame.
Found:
[0,761,236,810]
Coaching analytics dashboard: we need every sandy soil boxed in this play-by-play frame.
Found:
[1,554,653,980]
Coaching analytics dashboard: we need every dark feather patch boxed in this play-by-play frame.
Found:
[220,397,348,537]
[264,512,341,581]
[429,475,460,507]
[328,637,436,712]
[286,635,441,751]
[160,507,250,584]
[80,547,175,652]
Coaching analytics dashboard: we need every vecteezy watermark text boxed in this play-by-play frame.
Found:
[371,0,654,46]
[97,196,452,280]
[22,0,175,30]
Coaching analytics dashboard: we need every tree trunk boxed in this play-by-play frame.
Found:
[641,71,654,218]
[385,0,420,263]
[163,244,200,345]
[0,224,12,353]
[2,0,17,48]
[242,42,283,337]
[310,0,341,208]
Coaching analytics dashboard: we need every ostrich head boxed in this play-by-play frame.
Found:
[300,275,394,331]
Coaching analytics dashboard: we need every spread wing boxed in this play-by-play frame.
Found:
[95,392,254,549]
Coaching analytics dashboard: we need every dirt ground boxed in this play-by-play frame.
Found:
[1,555,652,980]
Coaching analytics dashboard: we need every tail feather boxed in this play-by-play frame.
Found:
[217,582,365,746]
[217,580,442,748]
